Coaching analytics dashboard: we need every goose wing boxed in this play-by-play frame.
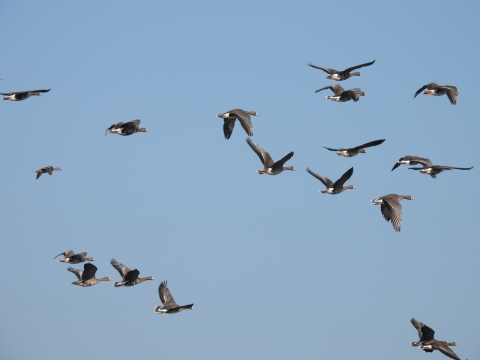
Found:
[307,63,337,74]
[67,267,83,280]
[306,168,334,188]
[333,167,353,188]
[82,263,98,280]
[121,120,141,135]
[350,139,385,151]
[222,118,236,139]
[54,250,74,259]
[124,269,140,283]
[273,152,294,168]
[411,318,435,341]
[382,196,402,232]
[158,281,179,307]
[414,83,439,98]
[246,139,274,167]
[342,60,375,73]
[441,85,458,105]
[110,258,131,280]
[230,109,253,137]
[435,344,461,360]
[315,84,345,95]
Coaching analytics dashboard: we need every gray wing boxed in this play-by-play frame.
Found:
[435,344,461,360]
[230,110,253,137]
[68,267,83,280]
[306,168,334,188]
[411,318,427,341]
[350,139,385,151]
[441,85,458,105]
[307,63,337,74]
[158,281,179,307]
[414,84,429,98]
[54,250,74,259]
[343,60,375,73]
[246,138,275,168]
[315,84,345,95]
[383,197,402,232]
[333,167,353,187]
[110,258,131,280]
[322,146,344,152]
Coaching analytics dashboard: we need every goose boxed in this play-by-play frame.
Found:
[246,138,295,175]
[414,83,458,105]
[323,139,385,157]
[371,194,413,232]
[411,318,460,360]
[68,263,111,287]
[154,281,194,314]
[105,119,148,136]
[1,89,50,101]
[110,258,155,287]
[315,84,366,102]
[408,165,473,178]
[392,156,432,171]
[306,167,354,194]
[54,250,95,264]
[216,109,258,139]
[36,166,61,179]
[307,60,375,81]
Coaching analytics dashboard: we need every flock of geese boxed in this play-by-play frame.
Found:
[1,59,469,359]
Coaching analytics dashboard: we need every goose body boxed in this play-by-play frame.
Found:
[1,89,50,101]
[68,263,111,287]
[105,119,148,136]
[110,258,154,287]
[36,166,61,179]
[414,83,458,105]
[323,139,385,157]
[408,165,473,179]
[216,109,257,139]
[392,156,432,171]
[371,194,413,232]
[306,167,354,194]
[246,138,295,175]
[154,281,194,314]
[315,84,366,102]
[308,60,375,81]
[411,318,460,360]
[54,250,95,264]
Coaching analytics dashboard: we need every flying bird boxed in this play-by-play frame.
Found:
[154,281,194,314]
[68,263,111,287]
[391,156,432,171]
[216,109,258,139]
[306,167,354,194]
[105,119,148,136]
[414,83,458,105]
[36,166,61,179]
[246,138,295,175]
[307,60,375,81]
[371,194,413,232]
[323,139,385,157]
[315,84,366,102]
[110,258,155,287]
[54,250,95,264]
[408,165,473,179]
[1,89,50,101]
[411,318,460,360]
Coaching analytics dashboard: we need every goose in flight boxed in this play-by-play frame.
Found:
[216,109,258,139]
[306,167,354,194]
[410,318,460,360]
[246,138,295,175]
[371,194,413,232]
[307,60,375,81]
[154,281,194,314]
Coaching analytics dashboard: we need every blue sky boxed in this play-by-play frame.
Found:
[1,1,479,359]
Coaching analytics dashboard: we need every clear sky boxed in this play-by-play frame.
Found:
[1,1,479,359]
